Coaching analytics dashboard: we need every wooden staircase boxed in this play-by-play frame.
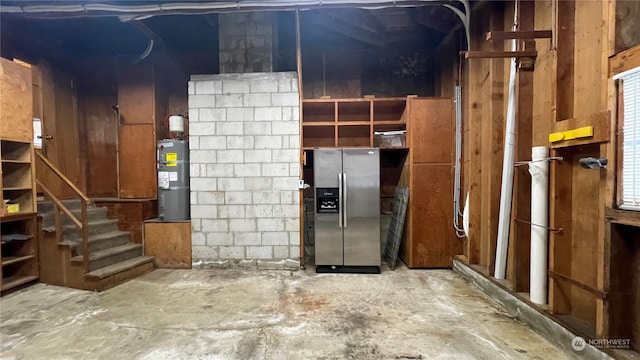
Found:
[38,199,153,291]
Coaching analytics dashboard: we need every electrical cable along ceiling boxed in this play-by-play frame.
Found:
[0,0,470,49]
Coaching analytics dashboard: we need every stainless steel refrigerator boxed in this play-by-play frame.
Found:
[314,148,381,273]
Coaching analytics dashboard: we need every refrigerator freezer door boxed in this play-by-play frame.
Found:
[342,148,381,266]
[314,149,344,266]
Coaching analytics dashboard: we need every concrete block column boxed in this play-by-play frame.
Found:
[218,12,278,74]
[189,72,300,268]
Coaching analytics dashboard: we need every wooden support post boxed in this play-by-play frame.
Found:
[511,0,534,293]
[549,0,576,317]
[486,30,553,41]
[548,149,573,315]
[465,6,492,265]
[462,50,538,59]
[480,1,505,276]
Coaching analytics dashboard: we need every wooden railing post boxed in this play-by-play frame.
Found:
[81,200,89,273]
[53,206,62,245]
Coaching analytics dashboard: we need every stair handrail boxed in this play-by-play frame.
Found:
[35,152,90,274]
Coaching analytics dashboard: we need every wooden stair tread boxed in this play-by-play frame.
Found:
[85,256,153,280]
[62,230,129,245]
[43,218,118,232]
[70,243,142,263]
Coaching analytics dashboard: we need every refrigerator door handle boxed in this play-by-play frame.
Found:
[338,173,343,228]
[343,173,348,228]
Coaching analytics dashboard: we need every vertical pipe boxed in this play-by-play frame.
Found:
[295,9,305,269]
[494,37,518,280]
[453,84,465,237]
[530,146,549,305]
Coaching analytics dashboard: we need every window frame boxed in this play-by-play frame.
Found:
[616,66,640,211]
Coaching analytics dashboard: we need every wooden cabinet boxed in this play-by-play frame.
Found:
[302,98,407,149]
[302,96,457,268]
[399,98,457,268]
[1,58,39,293]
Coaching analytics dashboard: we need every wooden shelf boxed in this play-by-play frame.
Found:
[1,274,38,291]
[374,120,406,125]
[606,207,640,228]
[0,141,31,162]
[0,212,37,222]
[338,121,370,126]
[302,97,410,149]
[3,186,32,191]
[2,255,35,266]
[303,122,335,126]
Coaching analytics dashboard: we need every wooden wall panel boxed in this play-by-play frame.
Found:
[117,64,164,199]
[411,98,453,164]
[570,145,601,329]
[118,124,156,199]
[37,62,63,197]
[76,61,118,198]
[0,58,32,142]
[54,71,82,196]
[573,1,606,119]
[35,61,83,199]
[409,164,453,268]
[143,221,192,269]
[117,66,155,125]
[556,0,575,121]
[464,5,492,265]
[80,91,118,197]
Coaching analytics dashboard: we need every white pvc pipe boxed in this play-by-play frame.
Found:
[529,146,549,305]
[494,36,518,280]
[453,84,465,237]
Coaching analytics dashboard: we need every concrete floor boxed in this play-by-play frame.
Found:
[1,265,578,360]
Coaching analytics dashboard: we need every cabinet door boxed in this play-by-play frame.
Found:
[409,163,453,267]
[410,98,453,164]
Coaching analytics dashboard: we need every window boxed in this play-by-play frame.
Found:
[619,67,640,210]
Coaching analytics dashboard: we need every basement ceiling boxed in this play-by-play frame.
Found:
[0,1,464,60]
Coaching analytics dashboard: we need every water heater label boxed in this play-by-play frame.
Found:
[166,153,178,167]
[158,171,170,189]
[169,172,178,181]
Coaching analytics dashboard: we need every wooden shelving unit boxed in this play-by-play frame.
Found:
[1,58,39,294]
[1,140,39,294]
[301,97,407,149]
[302,96,456,268]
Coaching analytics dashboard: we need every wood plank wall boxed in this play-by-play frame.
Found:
[455,0,637,346]
[76,61,118,197]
